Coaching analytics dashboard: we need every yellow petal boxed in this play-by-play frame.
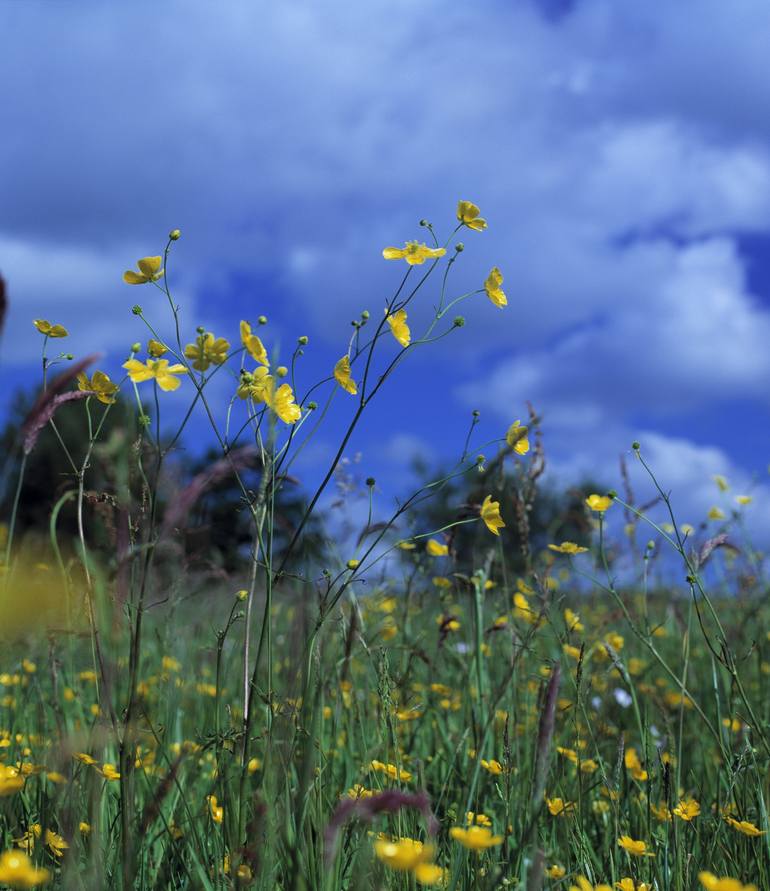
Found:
[382,247,406,260]
[137,256,163,277]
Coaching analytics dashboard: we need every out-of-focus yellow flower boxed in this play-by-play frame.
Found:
[207,794,223,824]
[480,758,504,775]
[673,797,700,821]
[546,865,566,879]
[240,320,269,365]
[546,796,575,816]
[373,836,435,874]
[334,356,357,395]
[33,319,68,338]
[413,862,448,886]
[698,872,756,891]
[563,607,584,632]
[713,474,729,492]
[0,849,50,887]
[77,371,119,405]
[550,542,588,555]
[382,241,446,265]
[708,506,725,521]
[123,256,164,284]
[123,358,188,392]
[480,495,505,535]
[735,495,753,506]
[0,765,24,797]
[449,825,503,850]
[483,267,507,308]
[570,879,613,891]
[100,763,120,781]
[184,332,230,371]
[650,802,672,822]
[457,200,487,231]
[725,817,766,837]
[370,760,412,782]
[586,494,613,512]
[616,880,651,891]
[506,419,529,454]
[386,309,411,347]
[617,836,654,857]
[426,539,448,556]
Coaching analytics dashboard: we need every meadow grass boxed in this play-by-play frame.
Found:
[0,205,765,890]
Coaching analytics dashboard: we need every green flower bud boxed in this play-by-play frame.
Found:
[308,401,318,410]
[276,366,288,378]
[455,242,464,252]
[361,310,370,320]
[366,477,376,487]
[298,335,309,345]
[131,305,143,316]
[131,342,141,353]
[258,315,267,325]
[169,228,181,240]
[632,441,640,450]
[453,315,466,327]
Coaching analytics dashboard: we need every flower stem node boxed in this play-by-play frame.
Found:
[169,229,181,240]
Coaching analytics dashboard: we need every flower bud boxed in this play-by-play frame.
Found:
[632,441,640,450]
[453,315,466,327]
[366,477,376,487]
[138,413,151,427]
[361,310,370,320]
[276,366,288,378]
[258,315,267,325]
[346,559,360,570]
[65,353,74,360]
[308,401,317,410]
[607,489,617,499]
[236,589,248,601]
[131,305,143,316]
[419,219,429,227]
[169,228,181,241]
[455,242,465,252]
[472,409,480,418]
[131,342,141,353]
[298,335,309,345]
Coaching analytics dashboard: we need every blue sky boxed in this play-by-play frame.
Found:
[2,0,770,539]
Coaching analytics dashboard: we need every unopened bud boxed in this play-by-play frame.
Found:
[632,441,640,451]
[236,589,248,601]
[196,325,205,335]
[131,305,143,316]
[346,559,360,570]
[308,401,317,410]
[169,228,181,241]
[472,409,480,418]
[455,243,464,252]
[131,342,141,353]
[453,316,465,327]
[366,477,376,487]
[361,310,370,320]
[276,366,288,378]
[258,315,267,325]
[419,219,429,227]
[298,335,309,345]
[607,489,617,499]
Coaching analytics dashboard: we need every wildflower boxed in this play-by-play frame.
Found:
[240,320,269,365]
[248,757,261,774]
[370,760,412,782]
[736,495,753,505]
[77,370,119,405]
[123,358,188,392]
[547,865,566,879]
[617,836,654,857]
[569,879,613,891]
[725,817,765,837]
[386,309,411,347]
[207,794,223,824]
[123,256,164,284]
[549,542,588,555]
[0,765,24,796]
[480,495,505,535]
[147,339,168,358]
[564,608,585,632]
[698,872,757,891]
[672,797,700,821]
[449,825,503,851]
[346,784,374,799]
[0,850,50,887]
[616,881,651,891]
[480,758,504,775]
[333,356,357,395]
[482,266,507,308]
[650,802,672,822]
[100,763,121,781]
[413,862,448,885]
[382,241,447,265]
[43,830,68,858]
[73,753,97,766]
[546,796,575,816]
[586,494,613,512]
[266,383,302,424]
[398,540,416,550]
[374,836,433,871]
[457,200,487,231]
[506,419,529,454]
[465,812,492,827]
[33,319,68,338]
[713,474,729,492]
[184,332,230,371]
[708,506,725,521]
[426,539,449,556]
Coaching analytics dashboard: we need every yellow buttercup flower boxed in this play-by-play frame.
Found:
[100,763,121,781]
[546,796,575,816]
[506,419,529,454]
[617,836,653,857]
[570,878,613,891]
[207,794,223,824]
[483,267,507,308]
[725,817,766,837]
[413,862,448,886]
[333,356,357,395]
[0,850,50,887]
[77,371,119,405]
[184,332,230,371]
[549,542,588,555]
[123,358,188,392]
[480,495,505,535]
[240,320,269,365]
[123,256,164,284]
[266,382,302,424]
[33,319,68,338]
[616,881,651,891]
[0,764,24,797]
[546,865,566,879]
[147,339,168,358]
[369,760,412,782]
[457,200,487,231]
[426,539,448,556]
[386,309,411,347]
[449,825,503,851]
[586,494,613,512]
[672,797,700,821]
[480,758,504,775]
[698,872,757,891]
[563,607,584,631]
[373,836,433,871]
[382,241,447,265]
[237,366,272,402]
